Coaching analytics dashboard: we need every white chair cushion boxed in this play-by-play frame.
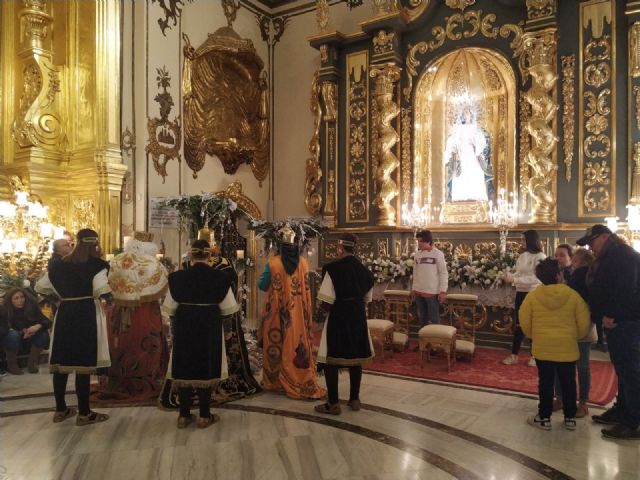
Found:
[367,319,394,332]
[392,331,409,346]
[445,293,478,302]
[418,324,457,339]
[383,289,411,297]
[455,339,476,354]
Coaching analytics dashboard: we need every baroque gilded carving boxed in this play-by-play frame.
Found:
[11,2,63,150]
[321,81,338,122]
[373,0,400,15]
[634,86,640,130]
[121,126,135,157]
[214,181,262,219]
[403,10,523,100]
[401,107,411,205]
[579,3,614,217]
[445,0,475,11]
[370,63,401,226]
[630,142,640,204]
[304,71,323,216]
[151,0,193,36]
[221,0,240,27]
[520,29,558,223]
[316,0,330,33]
[182,30,269,184]
[258,15,290,46]
[526,0,556,20]
[373,30,395,55]
[145,66,181,183]
[71,199,96,234]
[347,52,369,222]
[325,170,336,218]
[630,22,640,78]
[561,55,575,182]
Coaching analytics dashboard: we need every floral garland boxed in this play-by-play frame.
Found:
[359,251,518,289]
[248,217,327,252]
[160,193,254,240]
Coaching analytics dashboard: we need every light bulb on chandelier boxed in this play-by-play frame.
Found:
[488,188,519,255]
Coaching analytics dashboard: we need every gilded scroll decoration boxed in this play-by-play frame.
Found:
[305,71,323,216]
[321,81,338,122]
[445,0,475,11]
[561,55,575,182]
[634,86,640,130]
[526,0,556,20]
[373,30,395,55]
[373,0,400,15]
[214,181,262,219]
[347,52,369,222]
[630,22,640,78]
[71,199,96,234]
[579,3,615,217]
[182,30,269,183]
[403,10,523,100]
[325,170,336,218]
[370,63,401,226]
[151,0,193,36]
[11,3,63,150]
[630,142,640,204]
[521,29,558,223]
[145,66,181,183]
[121,126,135,157]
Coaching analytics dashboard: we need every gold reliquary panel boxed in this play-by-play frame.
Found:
[182,27,269,184]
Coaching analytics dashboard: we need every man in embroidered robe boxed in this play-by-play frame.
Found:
[315,233,374,415]
[163,239,238,429]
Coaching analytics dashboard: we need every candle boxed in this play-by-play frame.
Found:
[106,254,114,261]
[156,253,164,260]
[236,250,245,260]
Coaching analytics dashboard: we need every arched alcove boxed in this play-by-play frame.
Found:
[413,47,517,224]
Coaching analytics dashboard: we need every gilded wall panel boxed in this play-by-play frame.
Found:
[561,55,575,182]
[304,71,323,216]
[346,51,369,222]
[579,1,616,217]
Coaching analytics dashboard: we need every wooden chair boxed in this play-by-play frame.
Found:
[383,289,412,352]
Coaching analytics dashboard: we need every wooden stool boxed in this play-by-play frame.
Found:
[367,319,394,362]
[418,324,457,372]
[383,289,412,352]
[443,293,482,360]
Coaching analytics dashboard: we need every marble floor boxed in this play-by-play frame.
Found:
[0,355,638,480]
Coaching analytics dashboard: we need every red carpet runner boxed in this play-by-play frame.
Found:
[362,344,617,405]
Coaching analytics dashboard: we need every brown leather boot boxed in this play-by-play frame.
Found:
[28,346,43,373]
[6,351,23,375]
[576,401,589,418]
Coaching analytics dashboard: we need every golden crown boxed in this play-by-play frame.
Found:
[133,231,154,242]
[278,224,296,244]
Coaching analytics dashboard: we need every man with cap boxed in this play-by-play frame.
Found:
[576,224,640,439]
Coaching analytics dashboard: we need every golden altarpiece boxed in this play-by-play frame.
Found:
[0,0,125,255]
[308,0,640,345]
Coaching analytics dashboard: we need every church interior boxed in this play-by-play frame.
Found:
[1,0,640,478]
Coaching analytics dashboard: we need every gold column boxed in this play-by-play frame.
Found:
[371,63,401,226]
[519,28,559,223]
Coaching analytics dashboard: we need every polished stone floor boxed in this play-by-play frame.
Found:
[0,355,637,480]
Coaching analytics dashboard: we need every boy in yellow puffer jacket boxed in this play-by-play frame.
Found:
[520,258,590,431]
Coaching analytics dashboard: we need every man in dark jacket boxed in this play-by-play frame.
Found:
[578,224,640,439]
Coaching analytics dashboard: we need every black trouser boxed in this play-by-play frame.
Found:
[324,365,362,405]
[511,291,530,355]
[53,373,90,415]
[536,360,577,419]
[178,387,212,418]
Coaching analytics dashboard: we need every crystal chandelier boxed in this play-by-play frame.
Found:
[605,204,640,252]
[488,188,519,255]
[401,200,430,232]
[0,186,63,285]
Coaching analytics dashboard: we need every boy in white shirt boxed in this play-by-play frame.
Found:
[411,230,448,327]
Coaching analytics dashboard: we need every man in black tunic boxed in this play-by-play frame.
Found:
[315,233,374,415]
[163,240,238,428]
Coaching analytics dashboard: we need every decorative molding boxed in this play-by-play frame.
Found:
[631,142,640,204]
[561,55,575,182]
[151,0,193,36]
[579,1,615,217]
[377,238,389,257]
[519,92,531,212]
[373,30,395,55]
[257,14,290,46]
[631,22,640,78]
[634,86,640,130]
[122,171,133,205]
[400,107,411,205]
[121,126,135,157]
[346,51,369,222]
[145,66,181,183]
[316,0,330,33]
[321,81,338,121]
[371,63,401,226]
[403,10,523,100]
[222,0,240,27]
[445,0,475,11]
[215,181,262,219]
[71,198,96,234]
[373,0,400,15]
[304,71,323,216]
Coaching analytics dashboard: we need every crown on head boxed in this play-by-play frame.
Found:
[278,224,296,244]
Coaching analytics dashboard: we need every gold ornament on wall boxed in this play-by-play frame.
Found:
[373,30,395,55]
[630,142,640,204]
[71,199,96,234]
[520,28,559,223]
[561,55,575,182]
[371,63,401,226]
[305,71,323,216]
[630,22,640,78]
[347,51,369,222]
[316,0,330,33]
[634,86,640,130]
[373,0,400,15]
[145,66,182,183]
[182,29,269,184]
[401,107,412,205]
[526,0,556,20]
[321,81,338,122]
[519,92,531,212]
[445,0,475,11]
[151,0,193,36]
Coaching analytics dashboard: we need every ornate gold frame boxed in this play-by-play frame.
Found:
[413,47,517,224]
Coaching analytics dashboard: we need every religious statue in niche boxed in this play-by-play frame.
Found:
[182,27,269,185]
[444,102,494,202]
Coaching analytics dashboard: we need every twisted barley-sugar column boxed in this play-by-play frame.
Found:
[371,64,401,226]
